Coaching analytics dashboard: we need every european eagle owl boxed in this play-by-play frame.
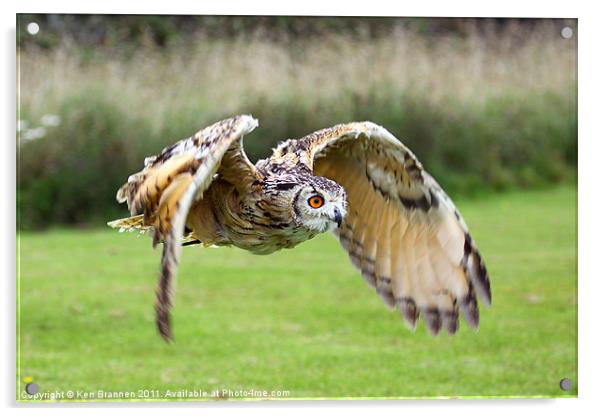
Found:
[109,115,491,341]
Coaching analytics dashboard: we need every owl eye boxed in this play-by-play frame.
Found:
[308,195,325,209]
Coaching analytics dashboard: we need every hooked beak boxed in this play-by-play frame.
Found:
[333,207,343,228]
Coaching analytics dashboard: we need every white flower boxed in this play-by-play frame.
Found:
[40,114,61,127]
[22,127,46,141]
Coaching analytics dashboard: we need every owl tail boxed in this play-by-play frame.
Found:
[107,215,152,234]
[108,215,200,246]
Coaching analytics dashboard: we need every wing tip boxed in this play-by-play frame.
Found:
[398,302,465,336]
[155,306,174,343]
[482,288,493,307]
[397,298,419,330]
[377,286,397,309]
[107,219,119,228]
[360,270,377,288]
[116,187,127,203]
[472,271,492,308]
[463,234,492,307]
[154,238,181,342]
[238,114,259,132]
[460,295,480,329]
[359,121,399,144]
[443,315,459,335]
[423,309,442,336]
[155,281,174,342]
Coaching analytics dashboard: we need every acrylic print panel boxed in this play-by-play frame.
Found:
[16,14,577,402]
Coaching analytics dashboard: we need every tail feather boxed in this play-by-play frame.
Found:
[108,215,201,246]
[107,215,152,233]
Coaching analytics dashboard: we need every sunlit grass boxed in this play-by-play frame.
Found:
[17,185,577,401]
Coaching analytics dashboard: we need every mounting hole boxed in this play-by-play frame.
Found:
[560,27,573,39]
[25,382,39,395]
[26,22,39,35]
[559,378,573,391]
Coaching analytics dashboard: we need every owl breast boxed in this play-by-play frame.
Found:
[216,209,319,255]
[224,222,319,255]
[190,181,319,255]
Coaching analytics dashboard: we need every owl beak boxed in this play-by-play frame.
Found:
[333,207,343,228]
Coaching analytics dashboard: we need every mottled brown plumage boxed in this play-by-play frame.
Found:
[109,115,491,341]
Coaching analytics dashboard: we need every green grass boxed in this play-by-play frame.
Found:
[17,185,577,401]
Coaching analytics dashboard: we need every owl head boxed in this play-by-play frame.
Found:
[289,175,348,232]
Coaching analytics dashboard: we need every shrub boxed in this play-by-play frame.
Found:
[17,23,577,229]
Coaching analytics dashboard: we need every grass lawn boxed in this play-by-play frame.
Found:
[17,185,577,401]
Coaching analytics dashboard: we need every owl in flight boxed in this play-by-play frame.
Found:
[109,115,491,341]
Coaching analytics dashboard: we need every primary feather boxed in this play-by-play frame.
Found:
[109,115,491,341]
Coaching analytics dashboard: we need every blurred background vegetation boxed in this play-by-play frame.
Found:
[17,15,577,229]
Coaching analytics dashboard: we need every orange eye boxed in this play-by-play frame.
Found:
[308,195,324,209]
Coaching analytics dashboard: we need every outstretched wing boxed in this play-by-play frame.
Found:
[285,122,491,335]
[114,115,260,340]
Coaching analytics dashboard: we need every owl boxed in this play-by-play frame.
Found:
[109,115,491,341]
